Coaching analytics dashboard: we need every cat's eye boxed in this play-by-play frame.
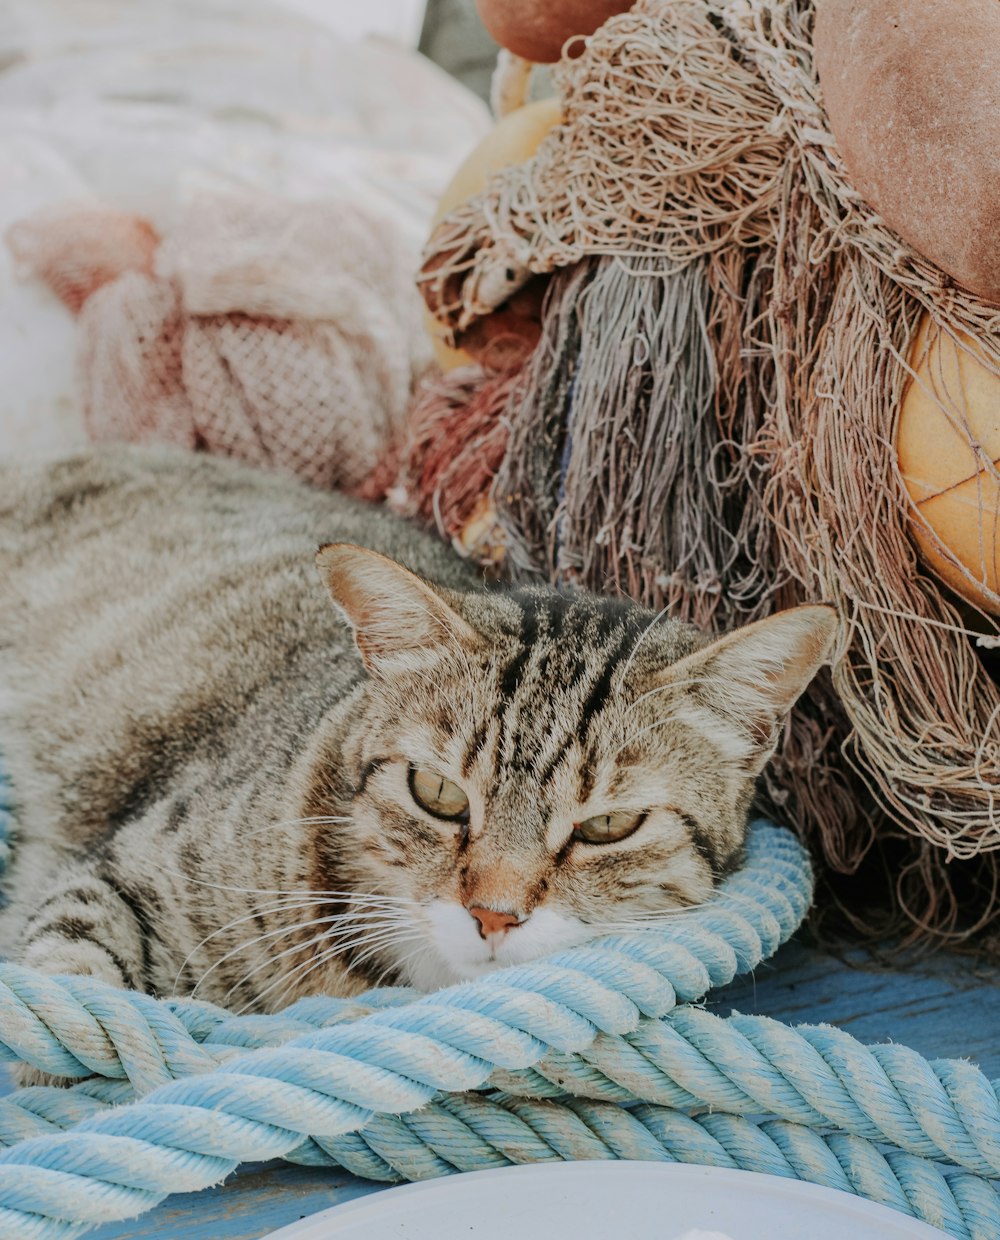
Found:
[408,767,470,822]
[574,810,646,845]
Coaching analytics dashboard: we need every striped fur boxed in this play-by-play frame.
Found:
[0,447,835,1007]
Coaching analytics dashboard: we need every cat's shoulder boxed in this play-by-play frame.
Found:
[0,445,482,593]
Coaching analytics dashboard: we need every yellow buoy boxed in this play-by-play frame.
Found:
[897,314,1000,613]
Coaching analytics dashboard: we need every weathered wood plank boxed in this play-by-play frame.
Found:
[707,940,1000,1078]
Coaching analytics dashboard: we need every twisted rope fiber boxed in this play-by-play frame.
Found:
[0,822,995,1239]
[1,1071,997,1239]
[287,1100,1000,1240]
[9,985,1000,1201]
[4,1089,997,1240]
[0,823,805,1090]
[9,968,1000,1186]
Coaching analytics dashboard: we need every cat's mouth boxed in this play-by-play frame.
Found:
[402,945,520,991]
[395,899,594,992]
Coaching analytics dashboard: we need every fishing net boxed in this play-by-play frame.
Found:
[369,361,518,569]
[7,195,429,491]
[419,0,1000,949]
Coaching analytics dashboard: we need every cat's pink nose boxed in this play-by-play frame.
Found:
[468,906,521,939]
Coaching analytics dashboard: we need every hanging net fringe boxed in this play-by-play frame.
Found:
[419,0,1000,950]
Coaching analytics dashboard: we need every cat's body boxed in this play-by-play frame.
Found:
[0,448,835,1010]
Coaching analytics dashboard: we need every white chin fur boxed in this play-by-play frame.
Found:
[398,900,592,991]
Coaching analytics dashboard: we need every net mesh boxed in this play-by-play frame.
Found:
[8,196,429,491]
[420,0,1000,948]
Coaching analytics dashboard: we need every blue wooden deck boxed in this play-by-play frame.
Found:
[45,939,995,1239]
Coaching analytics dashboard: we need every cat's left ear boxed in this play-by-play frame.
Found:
[317,544,481,676]
[647,605,838,774]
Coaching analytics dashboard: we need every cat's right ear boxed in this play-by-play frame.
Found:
[316,544,481,676]
[645,604,837,775]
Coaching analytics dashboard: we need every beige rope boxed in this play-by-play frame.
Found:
[421,0,1000,947]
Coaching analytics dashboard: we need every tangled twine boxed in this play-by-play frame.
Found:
[374,363,518,563]
[0,822,999,1238]
[418,0,1000,952]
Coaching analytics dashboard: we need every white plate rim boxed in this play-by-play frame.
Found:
[261,1160,952,1240]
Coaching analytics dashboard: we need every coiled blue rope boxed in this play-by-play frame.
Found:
[0,824,807,1090]
[0,817,991,1238]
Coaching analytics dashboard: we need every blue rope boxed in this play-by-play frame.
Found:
[0,823,807,1090]
[0,815,993,1238]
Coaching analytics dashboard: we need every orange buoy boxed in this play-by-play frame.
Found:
[897,314,1000,613]
[475,0,634,63]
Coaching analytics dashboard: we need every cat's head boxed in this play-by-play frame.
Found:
[309,545,836,991]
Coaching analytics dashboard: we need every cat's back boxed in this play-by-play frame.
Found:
[0,446,478,849]
[0,447,472,591]
[0,446,475,649]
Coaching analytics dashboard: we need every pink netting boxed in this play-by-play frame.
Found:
[7,197,429,491]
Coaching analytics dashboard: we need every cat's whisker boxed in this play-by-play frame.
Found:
[189,910,414,998]
[327,922,421,957]
[592,894,761,937]
[601,899,713,919]
[591,917,691,933]
[217,909,412,963]
[618,604,672,685]
[232,947,333,1016]
[220,926,342,1004]
[370,940,432,991]
[244,815,354,839]
[340,931,425,979]
[217,917,416,1007]
[174,893,420,991]
[586,900,719,933]
[211,915,417,1008]
[173,896,334,993]
[240,924,420,1015]
[322,924,420,963]
[247,959,337,1016]
[316,921,417,953]
[191,917,333,998]
[346,928,424,973]
[156,863,420,902]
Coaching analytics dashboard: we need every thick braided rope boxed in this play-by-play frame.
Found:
[0,822,805,1090]
[7,997,1000,1184]
[0,822,995,1238]
[286,1099,1000,1240]
[2,1090,997,1240]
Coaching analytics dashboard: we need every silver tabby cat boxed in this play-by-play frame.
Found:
[0,448,835,1009]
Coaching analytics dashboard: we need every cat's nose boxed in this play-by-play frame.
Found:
[468,906,521,939]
